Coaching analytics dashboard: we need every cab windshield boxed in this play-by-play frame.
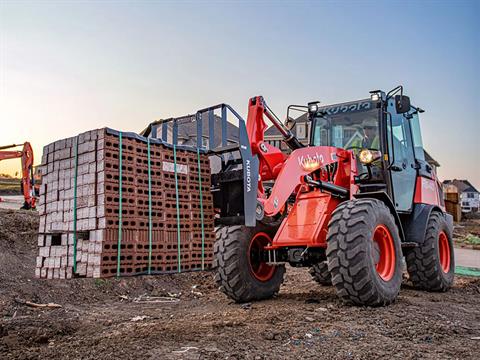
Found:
[311,105,380,151]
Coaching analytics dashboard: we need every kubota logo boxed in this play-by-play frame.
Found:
[298,152,324,171]
[245,159,251,192]
[298,151,337,171]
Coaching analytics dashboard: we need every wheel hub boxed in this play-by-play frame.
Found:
[438,231,451,273]
[248,232,276,282]
[372,225,395,281]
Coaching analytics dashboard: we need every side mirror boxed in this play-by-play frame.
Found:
[285,116,296,130]
[395,95,411,114]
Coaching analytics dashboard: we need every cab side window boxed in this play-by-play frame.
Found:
[409,113,425,161]
[388,115,415,167]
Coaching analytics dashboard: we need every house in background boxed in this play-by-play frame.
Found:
[443,179,480,213]
[264,114,310,151]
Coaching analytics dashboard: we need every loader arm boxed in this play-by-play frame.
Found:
[245,96,304,200]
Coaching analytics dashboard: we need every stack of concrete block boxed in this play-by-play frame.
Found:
[36,128,215,279]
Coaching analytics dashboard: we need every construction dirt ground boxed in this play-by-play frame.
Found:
[0,208,479,360]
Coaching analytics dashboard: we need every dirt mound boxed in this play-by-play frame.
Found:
[0,209,38,244]
[0,209,215,315]
[0,209,41,310]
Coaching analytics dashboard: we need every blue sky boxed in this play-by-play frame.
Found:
[1,0,479,187]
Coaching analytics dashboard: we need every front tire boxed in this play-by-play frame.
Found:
[405,211,454,291]
[327,199,403,306]
[213,224,285,303]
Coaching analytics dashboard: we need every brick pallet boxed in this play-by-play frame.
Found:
[36,128,215,279]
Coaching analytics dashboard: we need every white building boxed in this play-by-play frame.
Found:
[443,179,480,213]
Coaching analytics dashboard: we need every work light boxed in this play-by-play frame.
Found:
[359,149,381,164]
[369,89,384,101]
[308,101,319,113]
[359,149,374,164]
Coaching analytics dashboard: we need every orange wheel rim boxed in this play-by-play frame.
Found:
[372,224,395,281]
[248,232,275,282]
[438,231,451,273]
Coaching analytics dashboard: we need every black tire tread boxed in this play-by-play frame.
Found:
[213,225,285,302]
[326,199,402,306]
[405,211,454,292]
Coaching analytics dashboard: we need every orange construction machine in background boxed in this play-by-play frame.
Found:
[0,142,37,209]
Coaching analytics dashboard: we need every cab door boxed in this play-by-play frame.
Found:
[387,101,417,212]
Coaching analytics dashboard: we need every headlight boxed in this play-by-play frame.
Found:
[359,149,374,164]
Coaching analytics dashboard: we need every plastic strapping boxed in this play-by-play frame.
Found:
[147,138,153,274]
[116,132,123,278]
[197,148,205,270]
[173,144,181,273]
[72,136,79,273]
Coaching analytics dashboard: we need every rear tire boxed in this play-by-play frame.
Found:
[405,211,454,291]
[213,224,285,303]
[327,199,402,306]
[309,261,332,286]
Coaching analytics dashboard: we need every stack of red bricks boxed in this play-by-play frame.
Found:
[36,128,215,279]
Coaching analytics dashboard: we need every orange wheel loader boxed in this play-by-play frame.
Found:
[211,86,454,307]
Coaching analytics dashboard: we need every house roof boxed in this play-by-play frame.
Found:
[443,179,479,193]
[264,113,308,137]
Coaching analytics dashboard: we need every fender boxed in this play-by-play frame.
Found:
[401,203,451,244]
[354,191,406,242]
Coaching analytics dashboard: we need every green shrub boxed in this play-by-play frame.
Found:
[465,234,480,245]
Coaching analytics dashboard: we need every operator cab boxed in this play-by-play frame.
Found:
[309,98,385,186]
[302,87,428,214]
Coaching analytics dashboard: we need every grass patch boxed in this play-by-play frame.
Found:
[456,266,480,277]
[465,234,480,246]
[94,278,108,287]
